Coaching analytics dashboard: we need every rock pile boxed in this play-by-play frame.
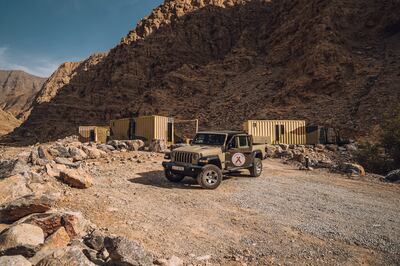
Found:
[0,137,145,192]
[385,169,400,183]
[0,138,159,265]
[266,143,366,176]
[149,140,167,153]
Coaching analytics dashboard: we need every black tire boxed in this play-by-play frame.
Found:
[165,169,185,183]
[197,164,223,189]
[249,158,262,177]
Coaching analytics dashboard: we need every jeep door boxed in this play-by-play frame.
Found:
[225,135,253,170]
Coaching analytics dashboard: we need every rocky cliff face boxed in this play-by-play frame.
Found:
[0,70,46,119]
[34,54,106,105]
[14,0,400,142]
[0,108,20,136]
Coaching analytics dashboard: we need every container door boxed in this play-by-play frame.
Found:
[167,122,173,143]
[128,119,136,140]
[319,127,327,144]
[90,130,96,142]
[225,135,253,170]
[275,124,285,143]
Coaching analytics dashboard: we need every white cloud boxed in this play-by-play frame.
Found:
[0,46,60,77]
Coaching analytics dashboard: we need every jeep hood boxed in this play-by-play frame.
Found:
[173,145,222,157]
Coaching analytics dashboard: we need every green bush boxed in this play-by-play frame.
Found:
[381,109,400,169]
[355,107,400,175]
[355,142,392,175]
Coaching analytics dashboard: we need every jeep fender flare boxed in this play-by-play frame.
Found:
[202,156,222,168]
[253,150,263,160]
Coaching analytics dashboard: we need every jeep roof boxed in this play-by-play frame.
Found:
[197,131,246,135]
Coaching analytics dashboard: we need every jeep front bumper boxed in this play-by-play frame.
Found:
[162,161,203,177]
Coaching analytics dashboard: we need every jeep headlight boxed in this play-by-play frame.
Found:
[192,153,200,164]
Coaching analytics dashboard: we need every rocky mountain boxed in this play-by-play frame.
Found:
[34,54,106,105]
[13,0,400,143]
[0,108,20,136]
[0,70,46,119]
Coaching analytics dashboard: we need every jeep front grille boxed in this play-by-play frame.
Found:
[174,152,193,164]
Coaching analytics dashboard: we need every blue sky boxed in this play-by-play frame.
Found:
[0,0,163,77]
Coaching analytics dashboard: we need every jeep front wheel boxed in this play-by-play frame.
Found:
[165,169,185,183]
[249,158,262,177]
[197,165,223,189]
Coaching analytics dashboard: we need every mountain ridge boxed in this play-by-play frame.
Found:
[11,0,400,143]
[0,69,46,119]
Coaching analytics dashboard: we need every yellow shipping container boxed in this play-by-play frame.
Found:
[243,120,306,145]
[78,126,110,144]
[110,115,174,145]
[110,118,133,140]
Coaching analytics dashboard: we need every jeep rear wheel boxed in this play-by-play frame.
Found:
[197,165,223,189]
[165,169,185,183]
[249,158,262,177]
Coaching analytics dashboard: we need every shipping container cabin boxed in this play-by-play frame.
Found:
[243,120,307,145]
[78,126,110,144]
[110,115,174,145]
[109,118,135,140]
[306,126,327,145]
[306,126,339,145]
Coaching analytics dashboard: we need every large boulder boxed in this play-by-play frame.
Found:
[16,211,92,239]
[0,175,31,205]
[40,227,70,252]
[60,169,93,189]
[149,140,167,153]
[84,230,106,251]
[54,157,80,168]
[385,169,400,183]
[69,147,88,162]
[0,159,30,179]
[97,144,115,153]
[280,150,294,159]
[107,140,128,150]
[0,194,56,224]
[82,146,105,159]
[265,145,276,158]
[279,144,289,151]
[48,145,70,158]
[344,144,358,152]
[0,224,44,257]
[0,255,32,266]
[274,145,283,157]
[104,236,153,266]
[124,140,145,151]
[325,144,338,151]
[339,163,366,176]
[45,163,67,178]
[35,246,95,266]
[38,146,54,161]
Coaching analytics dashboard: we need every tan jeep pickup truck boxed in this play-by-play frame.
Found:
[162,131,266,189]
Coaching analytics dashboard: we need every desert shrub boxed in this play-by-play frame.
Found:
[380,110,400,169]
[355,142,392,175]
[356,107,400,175]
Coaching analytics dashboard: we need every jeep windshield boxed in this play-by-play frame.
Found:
[192,133,227,146]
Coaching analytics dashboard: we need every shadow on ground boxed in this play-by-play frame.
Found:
[129,170,202,190]
[128,169,253,189]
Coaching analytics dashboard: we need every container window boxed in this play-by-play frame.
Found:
[281,125,285,135]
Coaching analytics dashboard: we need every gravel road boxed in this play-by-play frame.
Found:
[56,152,400,265]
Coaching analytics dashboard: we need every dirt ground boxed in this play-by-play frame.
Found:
[51,151,399,265]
